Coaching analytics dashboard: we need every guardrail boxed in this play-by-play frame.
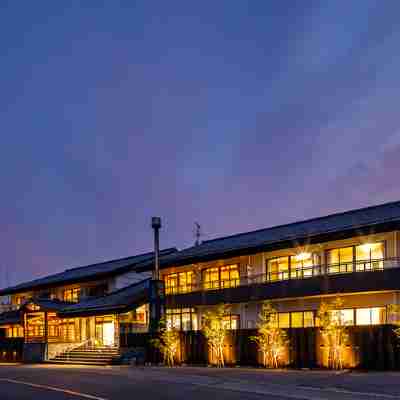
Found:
[165,257,400,295]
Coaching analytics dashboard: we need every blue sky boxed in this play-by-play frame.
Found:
[1,1,400,285]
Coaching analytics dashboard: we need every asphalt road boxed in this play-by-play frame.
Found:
[1,364,400,400]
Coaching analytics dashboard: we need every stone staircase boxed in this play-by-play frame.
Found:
[48,345,121,366]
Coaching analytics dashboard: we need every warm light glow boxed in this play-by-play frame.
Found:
[103,322,115,346]
[295,252,311,261]
[359,243,374,253]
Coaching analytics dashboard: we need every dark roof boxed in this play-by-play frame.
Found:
[0,310,21,326]
[0,248,177,296]
[20,298,73,312]
[59,279,150,317]
[139,200,400,269]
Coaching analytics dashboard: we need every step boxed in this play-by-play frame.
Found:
[45,360,110,366]
[54,357,115,363]
[61,351,120,358]
[54,354,117,361]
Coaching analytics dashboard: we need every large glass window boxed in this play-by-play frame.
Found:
[166,308,198,331]
[202,265,240,290]
[290,253,320,279]
[270,311,315,328]
[165,271,194,294]
[63,288,80,303]
[267,257,289,281]
[223,314,240,330]
[327,247,353,274]
[355,243,384,271]
[356,307,386,325]
[6,325,23,338]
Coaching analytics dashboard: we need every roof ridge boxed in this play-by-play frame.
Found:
[202,200,400,245]
[65,247,177,272]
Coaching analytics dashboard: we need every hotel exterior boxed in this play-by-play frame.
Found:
[2,201,400,368]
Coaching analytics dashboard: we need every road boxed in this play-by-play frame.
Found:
[1,364,400,400]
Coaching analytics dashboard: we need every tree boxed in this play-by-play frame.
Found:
[202,304,230,367]
[387,304,400,339]
[150,318,180,367]
[317,297,350,370]
[250,301,289,368]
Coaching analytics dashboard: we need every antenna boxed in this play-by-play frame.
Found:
[194,222,202,246]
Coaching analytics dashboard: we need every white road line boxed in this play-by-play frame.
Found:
[0,378,109,400]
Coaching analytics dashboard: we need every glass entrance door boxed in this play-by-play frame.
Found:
[95,316,115,347]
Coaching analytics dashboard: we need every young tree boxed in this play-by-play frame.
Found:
[387,304,400,338]
[202,304,230,367]
[150,318,180,367]
[317,297,350,370]
[250,301,289,368]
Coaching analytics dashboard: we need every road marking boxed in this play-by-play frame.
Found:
[0,378,108,400]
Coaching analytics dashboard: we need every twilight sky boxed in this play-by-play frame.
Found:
[1,1,400,287]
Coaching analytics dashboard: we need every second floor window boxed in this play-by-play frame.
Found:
[327,242,384,274]
[63,288,80,303]
[165,271,194,294]
[267,257,289,281]
[202,264,240,290]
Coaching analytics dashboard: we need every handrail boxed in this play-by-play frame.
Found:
[165,257,400,295]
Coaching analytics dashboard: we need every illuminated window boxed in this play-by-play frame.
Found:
[267,257,289,281]
[166,308,197,331]
[60,319,76,341]
[355,243,384,271]
[291,312,303,328]
[6,325,23,338]
[303,311,315,327]
[63,288,80,303]
[330,309,354,325]
[222,314,240,330]
[202,265,240,290]
[290,253,319,279]
[220,265,240,288]
[356,307,386,325]
[165,271,194,294]
[327,247,353,274]
[278,313,290,328]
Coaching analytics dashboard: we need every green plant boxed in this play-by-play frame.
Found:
[387,304,400,338]
[150,318,180,367]
[202,304,230,367]
[250,301,289,368]
[317,297,350,370]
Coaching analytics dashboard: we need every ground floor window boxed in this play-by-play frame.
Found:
[60,318,76,342]
[166,308,198,331]
[271,311,316,328]
[223,314,240,330]
[6,325,23,338]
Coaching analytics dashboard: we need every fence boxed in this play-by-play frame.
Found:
[0,338,24,362]
[121,325,400,370]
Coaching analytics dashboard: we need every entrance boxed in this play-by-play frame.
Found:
[95,316,115,347]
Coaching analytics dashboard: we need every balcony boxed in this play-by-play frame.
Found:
[165,257,400,307]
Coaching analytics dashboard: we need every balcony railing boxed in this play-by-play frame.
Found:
[165,257,400,295]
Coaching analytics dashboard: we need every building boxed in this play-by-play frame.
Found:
[2,200,400,367]
[0,248,176,363]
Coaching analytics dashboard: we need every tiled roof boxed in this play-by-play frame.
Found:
[150,200,400,268]
[0,310,21,326]
[59,279,150,317]
[0,248,177,296]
